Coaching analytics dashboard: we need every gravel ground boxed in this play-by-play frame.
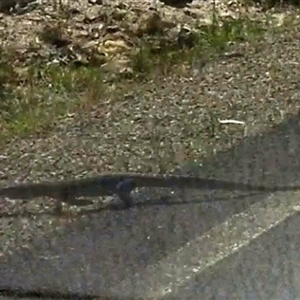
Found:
[1,16,300,259]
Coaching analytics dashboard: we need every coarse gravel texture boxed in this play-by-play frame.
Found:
[1,15,300,259]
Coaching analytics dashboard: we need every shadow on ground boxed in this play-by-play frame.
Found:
[1,112,300,299]
[0,288,131,300]
[0,191,268,218]
[165,212,300,299]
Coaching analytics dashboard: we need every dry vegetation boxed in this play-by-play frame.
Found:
[1,0,300,255]
[0,0,269,140]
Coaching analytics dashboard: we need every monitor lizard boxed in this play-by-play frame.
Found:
[0,173,299,214]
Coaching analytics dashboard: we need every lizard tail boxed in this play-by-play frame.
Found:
[0,183,54,200]
[0,186,34,199]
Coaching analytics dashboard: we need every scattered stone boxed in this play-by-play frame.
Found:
[88,0,103,5]
[0,0,263,73]
[160,0,193,8]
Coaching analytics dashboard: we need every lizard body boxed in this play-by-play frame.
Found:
[0,173,298,214]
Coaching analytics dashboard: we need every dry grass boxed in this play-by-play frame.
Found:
[0,10,266,141]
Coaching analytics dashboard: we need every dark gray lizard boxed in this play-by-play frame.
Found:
[0,173,299,214]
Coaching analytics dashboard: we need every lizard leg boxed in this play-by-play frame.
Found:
[55,189,93,215]
[54,188,70,215]
[54,198,94,217]
[64,199,94,206]
[116,179,136,208]
[54,199,63,215]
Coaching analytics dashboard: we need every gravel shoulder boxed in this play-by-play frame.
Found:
[1,1,300,264]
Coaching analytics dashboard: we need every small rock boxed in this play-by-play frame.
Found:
[88,0,102,5]
[133,11,164,36]
[160,0,193,8]
[84,7,102,22]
